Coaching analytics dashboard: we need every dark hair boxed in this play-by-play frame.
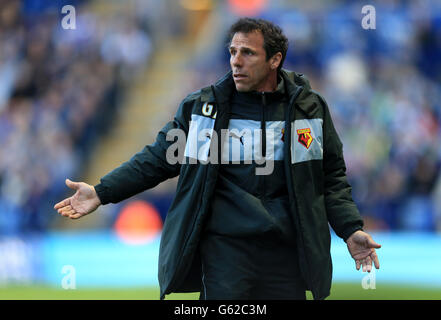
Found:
[228,17,289,72]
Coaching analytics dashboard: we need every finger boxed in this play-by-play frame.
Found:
[59,211,69,217]
[60,209,76,216]
[54,198,71,210]
[58,207,73,214]
[65,178,80,191]
[65,209,76,216]
[69,213,83,219]
[365,256,373,273]
[371,250,380,269]
[59,211,70,217]
[356,260,361,270]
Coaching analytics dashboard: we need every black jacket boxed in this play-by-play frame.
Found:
[205,76,297,243]
[94,69,364,300]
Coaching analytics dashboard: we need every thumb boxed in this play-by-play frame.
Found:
[65,178,80,190]
[367,238,381,249]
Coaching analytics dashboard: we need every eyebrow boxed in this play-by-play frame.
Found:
[229,45,257,54]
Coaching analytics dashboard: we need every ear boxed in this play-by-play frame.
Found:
[270,52,283,70]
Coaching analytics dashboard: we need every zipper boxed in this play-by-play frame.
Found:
[261,92,266,199]
[261,92,267,158]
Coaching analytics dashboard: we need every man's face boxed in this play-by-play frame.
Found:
[229,31,273,92]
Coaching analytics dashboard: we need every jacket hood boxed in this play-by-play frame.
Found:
[280,69,320,117]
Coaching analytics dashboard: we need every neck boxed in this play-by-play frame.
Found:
[256,70,278,92]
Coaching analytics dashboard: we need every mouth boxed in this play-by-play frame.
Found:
[233,73,247,80]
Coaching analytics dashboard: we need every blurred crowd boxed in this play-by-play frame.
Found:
[0,0,152,234]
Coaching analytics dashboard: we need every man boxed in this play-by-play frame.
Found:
[54,18,381,300]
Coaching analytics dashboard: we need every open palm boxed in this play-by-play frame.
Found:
[54,179,101,219]
[346,230,381,273]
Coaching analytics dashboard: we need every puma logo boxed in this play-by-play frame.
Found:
[229,131,245,145]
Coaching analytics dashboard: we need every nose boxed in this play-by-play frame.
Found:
[231,52,242,68]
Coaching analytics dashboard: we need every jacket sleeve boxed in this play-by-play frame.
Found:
[320,95,364,241]
[94,97,192,205]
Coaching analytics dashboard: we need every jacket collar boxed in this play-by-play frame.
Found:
[201,71,234,104]
[201,69,316,117]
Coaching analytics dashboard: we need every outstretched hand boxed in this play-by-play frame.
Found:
[54,179,101,219]
[346,230,381,273]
